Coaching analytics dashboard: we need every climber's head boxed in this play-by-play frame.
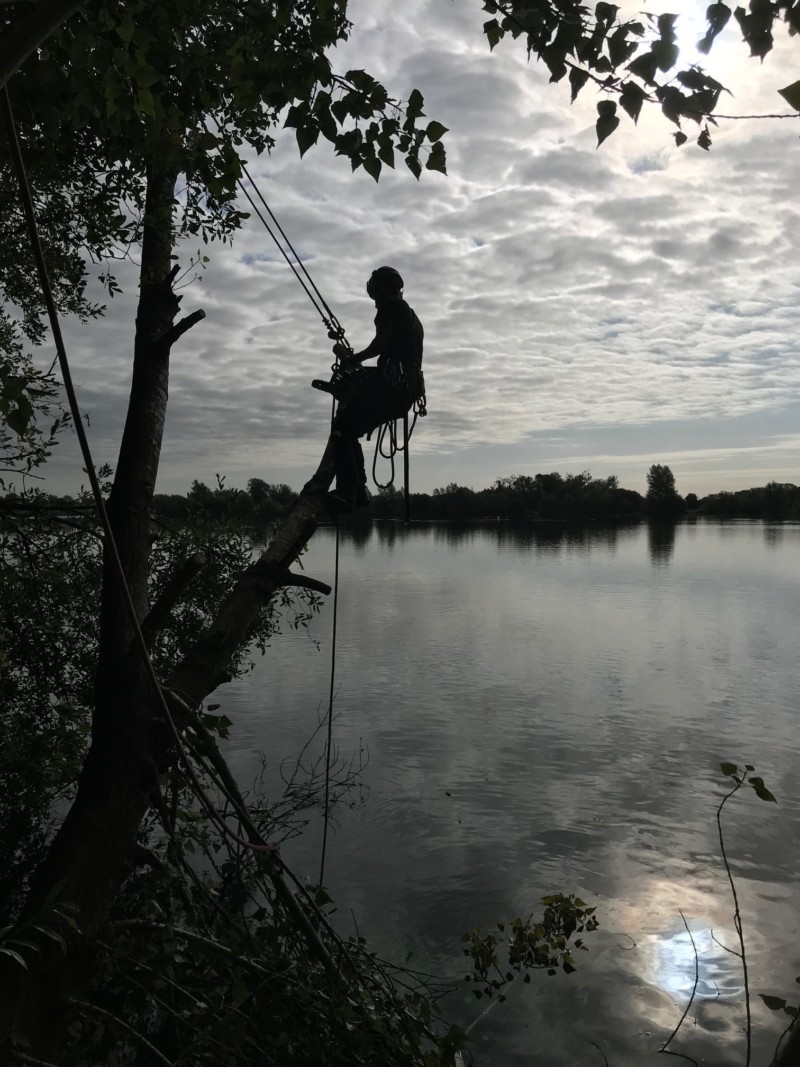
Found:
[366,266,404,302]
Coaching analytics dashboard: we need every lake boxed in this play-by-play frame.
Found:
[222,519,800,1066]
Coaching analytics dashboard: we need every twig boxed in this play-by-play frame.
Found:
[771,1011,800,1066]
[71,999,173,1066]
[111,921,276,977]
[10,1053,64,1067]
[717,775,752,1065]
[658,911,699,1065]
[589,1040,610,1066]
[710,928,740,957]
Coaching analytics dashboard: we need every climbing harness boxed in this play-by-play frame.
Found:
[224,128,428,522]
[3,73,457,1060]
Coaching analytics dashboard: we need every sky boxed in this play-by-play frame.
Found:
[37,0,800,497]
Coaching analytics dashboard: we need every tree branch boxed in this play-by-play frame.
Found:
[165,437,336,703]
[140,552,205,649]
[71,999,173,1066]
[283,571,331,595]
[159,308,205,350]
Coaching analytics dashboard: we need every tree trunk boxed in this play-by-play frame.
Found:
[0,167,185,1057]
[0,159,338,1058]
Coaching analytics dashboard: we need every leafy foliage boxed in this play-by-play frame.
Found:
[481,0,800,149]
[645,463,684,518]
[462,893,599,1001]
[720,761,777,803]
[1,749,466,1065]
[0,332,71,483]
[1,0,445,325]
[0,487,317,917]
[700,481,800,520]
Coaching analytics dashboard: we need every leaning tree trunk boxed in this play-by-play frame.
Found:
[0,162,339,1060]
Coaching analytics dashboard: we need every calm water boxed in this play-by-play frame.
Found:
[222,520,800,1066]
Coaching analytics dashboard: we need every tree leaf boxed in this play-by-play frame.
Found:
[484,18,503,50]
[697,2,731,55]
[720,762,738,777]
[652,40,679,72]
[778,79,800,111]
[596,115,619,146]
[134,63,159,89]
[406,88,424,118]
[377,141,395,167]
[425,142,447,174]
[425,120,448,142]
[296,124,319,158]
[749,777,777,803]
[0,948,28,969]
[627,51,659,84]
[569,68,590,103]
[620,82,647,123]
[405,154,422,179]
[115,17,135,44]
[137,88,155,119]
[761,995,787,1011]
[5,406,31,436]
[362,153,381,182]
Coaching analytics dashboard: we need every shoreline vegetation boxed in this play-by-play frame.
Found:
[7,468,800,525]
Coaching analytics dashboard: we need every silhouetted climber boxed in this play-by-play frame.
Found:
[315,266,424,511]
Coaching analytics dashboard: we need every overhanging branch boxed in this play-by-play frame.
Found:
[165,438,336,703]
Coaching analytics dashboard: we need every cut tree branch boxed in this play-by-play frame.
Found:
[165,437,336,703]
[159,308,205,350]
[284,571,332,595]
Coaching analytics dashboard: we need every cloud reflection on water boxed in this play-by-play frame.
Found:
[221,521,800,1065]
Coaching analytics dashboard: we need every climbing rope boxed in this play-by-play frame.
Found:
[224,120,431,514]
[214,132,355,883]
[318,513,340,886]
[370,394,427,492]
[210,116,352,351]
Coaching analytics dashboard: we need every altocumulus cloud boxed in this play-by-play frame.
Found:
[43,0,800,496]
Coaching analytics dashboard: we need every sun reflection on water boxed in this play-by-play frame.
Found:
[645,922,744,1000]
[612,872,749,1019]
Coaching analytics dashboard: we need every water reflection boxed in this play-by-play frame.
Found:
[647,522,676,564]
[764,524,785,549]
[339,519,641,557]
[343,521,372,551]
[224,520,800,1067]
[647,924,743,1000]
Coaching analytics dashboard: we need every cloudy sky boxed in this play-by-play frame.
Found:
[44,1,800,497]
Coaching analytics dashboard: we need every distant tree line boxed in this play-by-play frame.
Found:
[700,482,800,520]
[365,465,689,522]
[151,476,298,524]
[9,468,800,526]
